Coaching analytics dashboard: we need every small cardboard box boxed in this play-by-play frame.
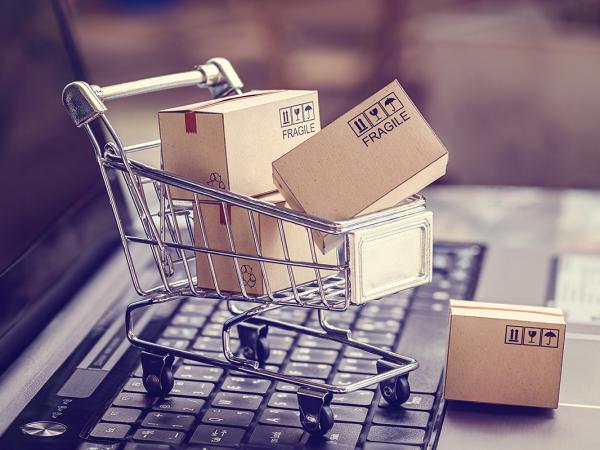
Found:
[272,79,448,234]
[194,192,338,295]
[444,300,566,408]
[160,90,320,199]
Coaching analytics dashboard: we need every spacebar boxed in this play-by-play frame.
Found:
[394,312,448,394]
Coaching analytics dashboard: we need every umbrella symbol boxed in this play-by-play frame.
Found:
[304,104,313,115]
[384,96,398,112]
[544,330,557,346]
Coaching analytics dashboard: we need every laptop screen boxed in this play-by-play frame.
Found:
[0,0,121,370]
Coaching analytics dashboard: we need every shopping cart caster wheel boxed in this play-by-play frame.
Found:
[141,352,174,397]
[380,375,411,406]
[238,323,270,364]
[298,389,334,436]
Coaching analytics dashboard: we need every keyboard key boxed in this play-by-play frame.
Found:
[331,372,376,390]
[123,378,146,393]
[190,425,246,446]
[113,392,153,409]
[343,347,385,360]
[123,444,170,450]
[361,305,406,320]
[372,408,430,428]
[193,336,228,352]
[174,365,223,382]
[284,362,332,379]
[363,443,421,450]
[102,407,142,424]
[162,326,197,340]
[330,405,368,423]
[355,318,401,333]
[367,426,425,445]
[290,347,338,364]
[201,322,233,338]
[306,423,362,448]
[89,422,130,440]
[379,393,435,411]
[268,392,298,409]
[202,408,254,427]
[265,349,287,365]
[132,428,185,445]
[171,314,206,328]
[153,397,204,414]
[156,338,190,350]
[267,335,295,350]
[353,331,397,347]
[338,358,378,374]
[170,380,214,398]
[221,376,271,394]
[332,390,375,406]
[297,335,342,350]
[180,302,215,315]
[212,392,263,410]
[79,443,118,450]
[248,425,304,447]
[275,380,321,392]
[394,312,448,393]
[141,411,195,431]
[259,408,301,427]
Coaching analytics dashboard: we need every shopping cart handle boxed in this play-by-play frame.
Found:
[62,58,244,126]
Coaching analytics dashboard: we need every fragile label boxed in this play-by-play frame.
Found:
[505,325,559,348]
[347,92,410,148]
[279,101,317,140]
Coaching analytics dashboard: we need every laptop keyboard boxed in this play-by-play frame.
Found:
[85,242,484,449]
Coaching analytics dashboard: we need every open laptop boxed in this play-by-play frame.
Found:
[1,2,599,449]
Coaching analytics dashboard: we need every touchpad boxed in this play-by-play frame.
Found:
[437,335,600,450]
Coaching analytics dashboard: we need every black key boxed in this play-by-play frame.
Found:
[394,312,447,393]
[174,365,223,382]
[156,338,190,350]
[267,335,295,350]
[330,405,368,423]
[193,336,226,351]
[338,358,378,374]
[89,423,130,440]
[229,364,279,377]
[201,322,234,338]
[212,392,263,410]
[202,408,254,427]
[353,331,397,347]
[170,380,214,398]
[265,349,287,365]
[162,326,197,340]
[264,308,308,322]
[102,407,142,424]
[410,297,449,315]
[269,326,297,337]
[367,426,425,445]
[284,362,331,379]
[268,392,298,409]
[377,292,411,307]
[153,397,204,414]
[343,347,386,360]
[378,393,434,411]
[355,317,401,333]
[297,335,342,350]
[190,425,246,446]
[132,428,185,445]
[123,444,170,450]
[123,378,146,393]
[332,390,374,406]
[221,376,271,394]
[113,392,153,409]
[306,423,362,448]
[372,408,430,428]
[361,305,406,320]
[180,302,215,315]
[171,313,206,328]
[259,408,300,427]
[331,372,376,390]
[290,347,338,364]
[275,380,321,392]
[363,443,421,450]
[79,443,118,450]
[141,411,195,431]
[248,425,304,447]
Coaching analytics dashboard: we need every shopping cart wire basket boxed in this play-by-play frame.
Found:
[62,58,432,435]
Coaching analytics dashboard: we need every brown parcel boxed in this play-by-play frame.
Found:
[194,191,338,295]
[273,79,447,252]
[160,90,320,199]
[445,300,566,409]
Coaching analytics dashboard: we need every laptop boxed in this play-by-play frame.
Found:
[1,2,599,449]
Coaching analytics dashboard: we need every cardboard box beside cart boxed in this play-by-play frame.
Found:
[160,89,320,200]
[445,299,566,408]
[273,79,448,253]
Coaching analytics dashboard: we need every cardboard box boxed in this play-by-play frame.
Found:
[160,90,320,199]
[444,300,566,408]
[272,79,448,229]
[194,192,338,295]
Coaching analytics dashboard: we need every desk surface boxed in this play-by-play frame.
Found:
[426,185,600,253]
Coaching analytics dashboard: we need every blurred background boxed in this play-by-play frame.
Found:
[7,0,600,188]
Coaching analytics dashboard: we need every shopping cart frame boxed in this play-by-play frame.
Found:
[62,58,423,435]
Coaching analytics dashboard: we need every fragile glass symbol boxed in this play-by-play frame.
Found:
[369,107,382,121]
[527,329,537,343]
[294,108,301,121]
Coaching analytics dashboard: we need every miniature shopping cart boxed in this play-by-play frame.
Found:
[62,58,433,435]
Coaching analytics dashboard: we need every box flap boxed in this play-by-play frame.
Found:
[450,299,565,325]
